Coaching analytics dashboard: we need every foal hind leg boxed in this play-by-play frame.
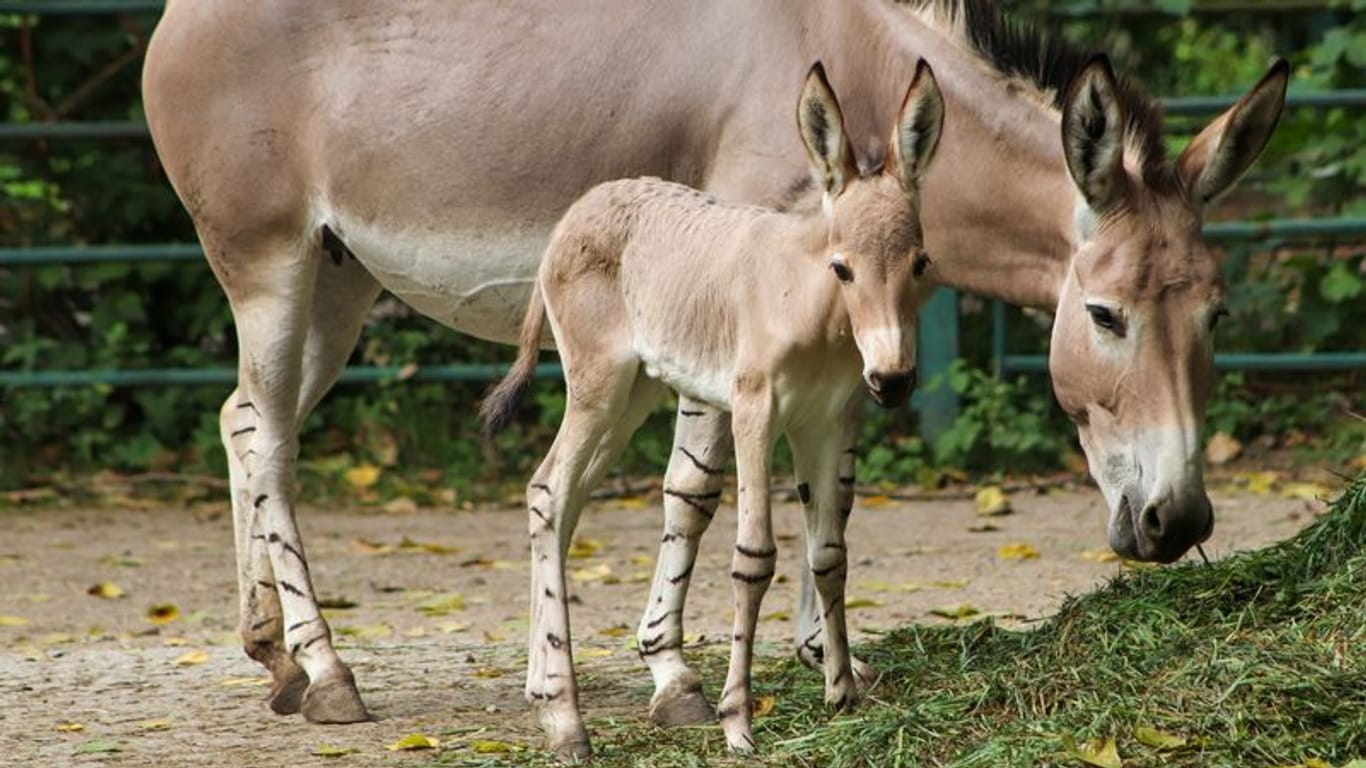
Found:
[639,397,732,727]
[794,401,876,690]
[225,239,375,724]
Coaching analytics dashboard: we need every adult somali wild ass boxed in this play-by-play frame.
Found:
[481,61,944,757]
[142,0,1287,730]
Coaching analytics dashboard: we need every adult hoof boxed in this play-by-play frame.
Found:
[267,668,308,715]
[301,671,370,724]
[649,677,715,727]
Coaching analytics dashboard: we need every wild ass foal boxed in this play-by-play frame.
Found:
[482,61,944,758]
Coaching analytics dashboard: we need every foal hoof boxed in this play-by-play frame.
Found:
[267,668,309,715]
[301,670,370,724]
[852,657,879,691]
[649,676,715,727]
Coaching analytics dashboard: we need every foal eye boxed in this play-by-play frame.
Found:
[912,251,932,278]
[831,260,854,283]
[1209,307,1229,331]
[1085,304,1126,337]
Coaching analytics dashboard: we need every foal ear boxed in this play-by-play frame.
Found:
[888,58,945,192]
[797,62,857,201]
[1062,54,1128,213]
[1176,59,1289,206]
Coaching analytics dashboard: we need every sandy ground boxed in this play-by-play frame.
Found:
[0,486,1324,766]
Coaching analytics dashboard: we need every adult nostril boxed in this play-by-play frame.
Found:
[1139,503,1163,540]
[868,371,886,390]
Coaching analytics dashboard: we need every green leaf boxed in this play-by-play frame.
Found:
[1061,734,1122,768]
[1320,262,1363,304]
[1134,725,1187,750]
[73,740,123,755]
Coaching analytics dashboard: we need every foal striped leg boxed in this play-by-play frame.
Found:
[717,381,776,754]
[639,397,731,727]
[794,403,877,690]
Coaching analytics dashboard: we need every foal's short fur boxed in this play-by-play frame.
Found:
[484,61,944,759]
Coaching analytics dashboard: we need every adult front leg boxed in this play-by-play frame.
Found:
[716,376,777,753]
[794,403,876,689]
[638,396,732,727]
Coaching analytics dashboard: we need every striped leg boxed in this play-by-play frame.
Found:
[717,376,776,753]
[222,248,380,718]
[789,407,860,712]
[639,397,731,727]
[794,403,876,690]
[222,238,374,724]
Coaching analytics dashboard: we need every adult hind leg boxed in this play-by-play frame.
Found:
[638,397,732,727]
[217,232,379,722]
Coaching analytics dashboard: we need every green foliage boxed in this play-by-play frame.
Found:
[2,5,1362,493]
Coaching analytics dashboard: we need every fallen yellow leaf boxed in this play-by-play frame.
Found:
[571,563,613,583]
[219,676,271,688]
[974,486,1013,516]
[628,554,654,566]
[138,719,170,731]
[576,648,613,660]
[173,650,210,666]
[860,495,893,508]
[1281,482,1330,502]
[752,695,777,718]
[471,667,506,679]
[397,536,457,554]
[568,538,605,559]
[87,581,126,600]
[1080,548,1119,563]
[616,496,649,510]
[1134,725,1186,751]
[416,592,466,616]
[760,610,792,622]
[846,597,882,610]
[387,733,439,751]
[471,739,518,754]
[997,542,1040,561]
[436,621,470,634]
[0,615,30,627]
[313,744,359,758]
[162,636,190,647]
[344,463,381,490]
[1244,470,1279,495]
[930,603,979,620]
[146,604,180,625]
[336,624,392,639]
[598,625,632,638]
[1063,734,1123,768]
[54,722,84,732]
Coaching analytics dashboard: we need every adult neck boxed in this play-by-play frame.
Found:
[815,0,1078,312]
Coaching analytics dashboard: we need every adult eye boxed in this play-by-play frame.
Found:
[1086,304,1126,337]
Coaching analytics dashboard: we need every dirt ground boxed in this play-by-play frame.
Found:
[0,485,1325,766]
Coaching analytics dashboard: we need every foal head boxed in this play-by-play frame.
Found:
[797,60,944,408]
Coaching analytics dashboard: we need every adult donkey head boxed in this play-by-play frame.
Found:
[1050,55,1289,562]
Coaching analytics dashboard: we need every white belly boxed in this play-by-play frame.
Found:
[331,211,552,345]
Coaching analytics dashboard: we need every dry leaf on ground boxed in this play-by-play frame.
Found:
[974,486,1013,516]
[1063,735,1123,768]
[386,733,439,751]
[87,582,125,599]
[173,650,209,666]
[146,604,179,624]
[1134,725,1186,750]
[997,542,1040,560]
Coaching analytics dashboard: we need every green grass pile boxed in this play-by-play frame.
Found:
[436,474,1366,767]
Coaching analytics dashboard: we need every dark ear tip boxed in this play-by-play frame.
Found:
[1267,57,1291,81]
[807,61,829,86]
[913,57,934,80]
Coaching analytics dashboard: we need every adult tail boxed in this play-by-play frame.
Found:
[480,283,546,436]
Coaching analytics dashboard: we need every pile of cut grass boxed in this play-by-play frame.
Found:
[434,475,1366,767]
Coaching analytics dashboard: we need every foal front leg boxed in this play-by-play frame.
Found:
[717,377,777,753]
[794,402,877,690]
[639,396,732,727]
[790,417,859,711]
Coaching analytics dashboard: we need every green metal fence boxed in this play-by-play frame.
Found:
[2,1,1363,435]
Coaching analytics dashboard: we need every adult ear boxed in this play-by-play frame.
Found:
[1062,54,1128,213]
[888,58,944,191]
[797,61,858,200]
[1176,59,1289,206]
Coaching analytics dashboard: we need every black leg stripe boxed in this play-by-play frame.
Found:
[250,617,274,631]
[230,426,256,438]
[664,488,722,518]
[254,494,269,508]
[278,580,305,597]
[731,570,774,584]
[679,409,706,417]
[645,609,681,630]
[638,639,684,657]
[546,632,565,650]
[678,446,722,476]
[531,483,552,494]
[838,476,856,487]
[287,618,317,632]
[811,561,845,577]
[667,563,695,585]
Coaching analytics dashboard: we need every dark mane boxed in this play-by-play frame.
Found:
[909,0,1170,182]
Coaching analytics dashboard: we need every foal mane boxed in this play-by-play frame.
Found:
[905,0,1172,187]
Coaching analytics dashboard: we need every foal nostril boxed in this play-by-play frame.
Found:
[866,369,914,408]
